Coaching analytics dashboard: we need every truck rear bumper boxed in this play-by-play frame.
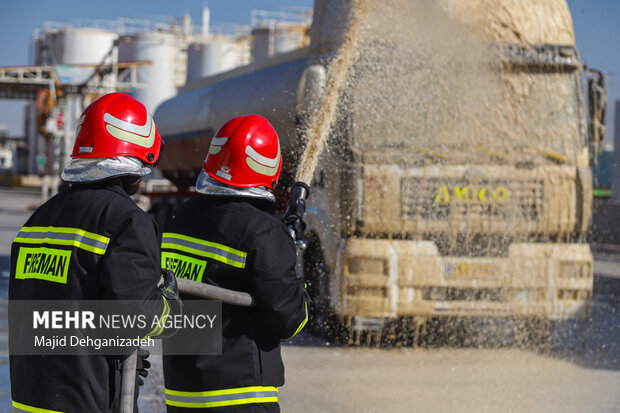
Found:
[338,239,592,320]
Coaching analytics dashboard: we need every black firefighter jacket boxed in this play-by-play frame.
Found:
[161,195,309,412]
[9,180,169,413]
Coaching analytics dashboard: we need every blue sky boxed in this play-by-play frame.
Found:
[0,0,618,143]
[0,0,313,135]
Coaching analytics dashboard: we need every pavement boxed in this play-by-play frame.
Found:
[279,346,620,413]
[591,243,620,298]
[0,186,619,412]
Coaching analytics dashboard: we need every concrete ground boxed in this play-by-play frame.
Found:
[0,186,618,413]
[280,346,620,413]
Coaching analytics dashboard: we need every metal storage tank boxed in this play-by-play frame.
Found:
[186,39,239,82]
[33,37,46,66]
[252,27,272,62]
[274,25,308,54]
[118,31,177,113]
[252,24,309,62]
[46,28,117,65]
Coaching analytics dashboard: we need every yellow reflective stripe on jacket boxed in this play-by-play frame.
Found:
[165,386,278,409]
[161,233,246,269]
[145,297,170,338]
[14,226,110,255]
[12,400,64,413]
[290,301,309,338]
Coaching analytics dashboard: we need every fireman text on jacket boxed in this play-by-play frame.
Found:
[162,251,206,282]
[15,247,71,284]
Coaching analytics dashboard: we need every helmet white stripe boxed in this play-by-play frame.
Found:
[245,143,280,168]
[211,137,228,146]
[75,114,86,137]
[209,137,228,155]
[246,157,279,176]
[105,121,156,148]
[103,112,152,136]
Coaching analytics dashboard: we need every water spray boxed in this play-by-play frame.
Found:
[294,0,367,185]
[283,0,367,250]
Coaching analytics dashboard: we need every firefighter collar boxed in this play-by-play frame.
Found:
[61,156,151,183]
[195,170,275,203]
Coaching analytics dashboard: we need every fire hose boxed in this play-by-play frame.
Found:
[119,280,257,412]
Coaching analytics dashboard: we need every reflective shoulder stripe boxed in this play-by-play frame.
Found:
[162,232,246,269]
[12,400,64,413]
[289,301,309,339]
[165,386,278,409]
[14,226,110,255]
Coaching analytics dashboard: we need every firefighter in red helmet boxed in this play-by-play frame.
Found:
[9,93,180,412]
[161,115,309,412]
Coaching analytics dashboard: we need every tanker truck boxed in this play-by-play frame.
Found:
[153,0,605,343]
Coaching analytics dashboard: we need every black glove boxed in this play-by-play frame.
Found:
[136,348,150,387]
[283,182,310,242]
[160,268,180,301]
[159,268,183,338]
[284,212,307,242]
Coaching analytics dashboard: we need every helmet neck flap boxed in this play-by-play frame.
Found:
[195,170,275,203]
[61,156,151,184]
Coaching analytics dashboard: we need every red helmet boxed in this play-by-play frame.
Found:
[70,93,162,165]
[203,115,281,189]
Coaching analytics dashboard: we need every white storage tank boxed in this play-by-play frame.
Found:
[186,39,241,82]
[252,24,309,62]
[118,31,177,113]
[50,28,117,65]
[274,25,308,54]
[33,37,46,66]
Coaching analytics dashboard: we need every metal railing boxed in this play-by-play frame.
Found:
[37,17,252,39]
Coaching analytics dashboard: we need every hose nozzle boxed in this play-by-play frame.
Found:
[284,182,310,246]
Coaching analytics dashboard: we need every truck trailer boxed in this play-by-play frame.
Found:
[153,0,605,343]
